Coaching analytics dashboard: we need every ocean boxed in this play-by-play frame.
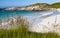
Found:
[0,10,60,23]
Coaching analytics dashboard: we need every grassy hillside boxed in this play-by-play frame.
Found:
[4,2,60,10]
[50,2,60,8]
[26,2,60,8]
[26,3,50,7]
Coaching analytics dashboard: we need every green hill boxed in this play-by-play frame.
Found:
[50,2,60,8]
[26,3,50,7]
[26,2,60,8]
[29,2,60,8]
[4,2,60,10]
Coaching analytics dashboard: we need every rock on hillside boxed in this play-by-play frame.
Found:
[4,3,52,11]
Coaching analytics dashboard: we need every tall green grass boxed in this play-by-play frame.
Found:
[0,25,60,38]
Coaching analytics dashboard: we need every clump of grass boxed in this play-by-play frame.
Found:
[0,25,27,38]
[0,25,60,38]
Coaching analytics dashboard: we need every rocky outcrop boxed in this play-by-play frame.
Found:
[3,2,60,10]
[4,3,53,11]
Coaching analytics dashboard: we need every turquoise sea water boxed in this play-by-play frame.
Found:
[0,10,60,22]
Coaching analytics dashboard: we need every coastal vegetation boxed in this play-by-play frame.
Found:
[0,25,60,38]
[27,2,60,8]
[26,2,60,8]
[50,2,60,8]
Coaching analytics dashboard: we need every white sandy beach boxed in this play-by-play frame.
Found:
[27,9,60,34]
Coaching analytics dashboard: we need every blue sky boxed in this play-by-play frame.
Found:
[0,0,60,8]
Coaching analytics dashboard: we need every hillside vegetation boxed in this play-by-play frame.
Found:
[4,2,60,11]
[50,2,60,8]
[28,2,60,8]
